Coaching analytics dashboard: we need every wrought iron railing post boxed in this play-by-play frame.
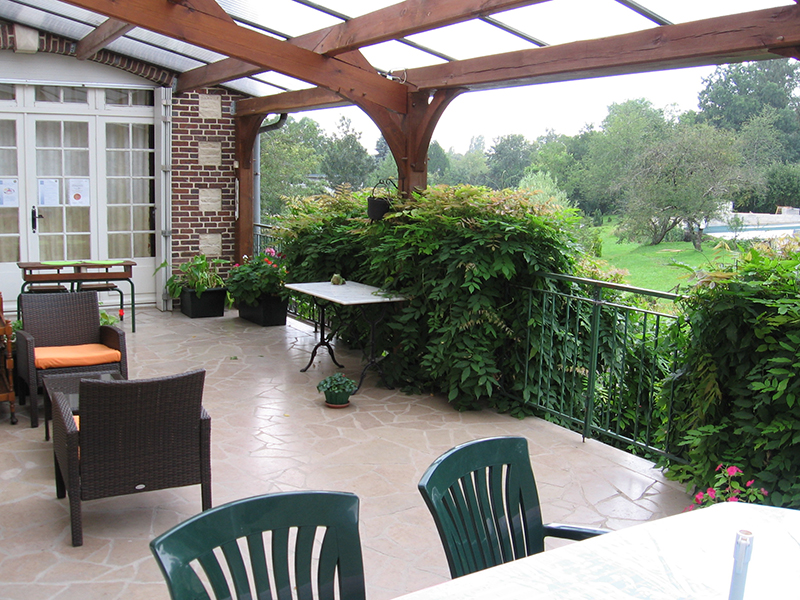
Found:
[582,284,602,440]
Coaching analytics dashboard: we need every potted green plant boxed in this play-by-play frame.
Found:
[316,372,358,408]
[226,248,289,326]
[160,254,230,318]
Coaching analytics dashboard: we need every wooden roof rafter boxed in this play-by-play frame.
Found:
[175,0,552,93]
[235,3,800,116]
[59,0,409,114]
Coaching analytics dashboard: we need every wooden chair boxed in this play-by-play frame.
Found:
[418,436,607,578]
[0,293,16,424]
[150,491,366,600]
[16,291,127,428]
[52,369,211,546]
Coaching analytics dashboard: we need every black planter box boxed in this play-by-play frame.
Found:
[179,287,227,318]
[238,295,288,326]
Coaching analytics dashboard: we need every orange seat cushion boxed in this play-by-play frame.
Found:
[34,344,122,370]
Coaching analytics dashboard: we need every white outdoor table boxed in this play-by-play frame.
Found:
[394,502,800,600]
[285,281,405,390]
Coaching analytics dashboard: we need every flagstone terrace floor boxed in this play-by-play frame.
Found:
[0,307,690,600]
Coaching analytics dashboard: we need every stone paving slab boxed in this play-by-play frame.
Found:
[0,308,690,600]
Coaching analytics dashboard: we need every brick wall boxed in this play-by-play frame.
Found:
[170,89,245,272]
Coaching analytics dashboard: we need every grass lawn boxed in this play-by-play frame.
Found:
[594,221,735,293]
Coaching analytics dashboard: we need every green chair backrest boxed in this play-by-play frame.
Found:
[417,436,545,578]
[150,491,366,600]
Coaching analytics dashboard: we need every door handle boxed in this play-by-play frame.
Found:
[31,206,44,233]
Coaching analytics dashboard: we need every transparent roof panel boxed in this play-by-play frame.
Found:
[498,0,658,47]
[360,40,448,74]
[227,0,340,38]
[405,19,536,61]
[251,71,315,93]
[642,0,794,23]
[0,0,796,99]
[314,0,400,18]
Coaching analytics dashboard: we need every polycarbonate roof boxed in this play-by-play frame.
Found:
[0,0,795,98]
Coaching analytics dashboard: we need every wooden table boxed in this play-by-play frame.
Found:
[17,260,136,331]
[395,502,800,599]
[285,281,405,390]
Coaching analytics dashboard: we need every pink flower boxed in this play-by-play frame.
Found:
[726,466,743,477]
[716,464,724,472]
[761,489,769,496]
[707,488,716,500]
[727,497,740,502]
[695,491,705,503]
[746,480,754,488]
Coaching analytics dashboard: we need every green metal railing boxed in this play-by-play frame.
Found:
[253,223,313,322]
[519,273,685,461]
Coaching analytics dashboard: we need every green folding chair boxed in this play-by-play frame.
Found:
[418,436,607,578]
[150,491,366,600]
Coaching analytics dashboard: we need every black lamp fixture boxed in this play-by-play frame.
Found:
[367,178,396,221]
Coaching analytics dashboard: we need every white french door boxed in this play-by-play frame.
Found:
[25,115,94,262]
[0,83,160,313]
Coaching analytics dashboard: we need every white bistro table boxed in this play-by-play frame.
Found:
[394,502,800,600]
[285,281,405,390]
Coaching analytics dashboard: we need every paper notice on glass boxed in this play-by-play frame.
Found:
[0,178,19,207]
[67,178,90,206]
[38,178,60,206]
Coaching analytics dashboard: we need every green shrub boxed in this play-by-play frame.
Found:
[277,184,579,413]
[666,238,800,507]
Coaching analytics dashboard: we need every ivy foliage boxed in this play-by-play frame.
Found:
[666,238,800,507]
[277,184,579,412]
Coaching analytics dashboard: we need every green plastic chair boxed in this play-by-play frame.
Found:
[418,436,607,578]
[150,491,366,600]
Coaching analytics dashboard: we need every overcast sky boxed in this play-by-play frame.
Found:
[301,64,718,154]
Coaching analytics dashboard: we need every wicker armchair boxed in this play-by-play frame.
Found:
[16,291,127,428]
[52,368,211,546]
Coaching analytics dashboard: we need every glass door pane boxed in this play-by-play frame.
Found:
[106,122,155,259]
[35,119,91,260]
[0,119,20,263]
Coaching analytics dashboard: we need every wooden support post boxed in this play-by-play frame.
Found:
[234,114,265,262]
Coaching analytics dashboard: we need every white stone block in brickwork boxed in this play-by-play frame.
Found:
[198,94,222,119]
[199,188,222,212]
[198,233,222,257]
[198,141,222,166]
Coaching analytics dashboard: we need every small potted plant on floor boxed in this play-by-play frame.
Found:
[317,372,358,408]
[226,248,289,326]
[161,254,230,318]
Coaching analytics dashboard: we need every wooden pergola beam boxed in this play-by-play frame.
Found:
[75,18,134,60]
[60,0,408,114]
[233,5,800,116]
[236,87,348,117]
[176,0,550,92]
[405,5,800,91]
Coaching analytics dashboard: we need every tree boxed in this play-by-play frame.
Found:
[427,140,449,184]
[485,133,534,189]
[579,99,670,215]
[518,170,570,206]
[698,59,800,161]
[320,117,375,189]
[620,123,741,249]
[764,163,800,213]
[259,116,326,216]
[444,147,488,186]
